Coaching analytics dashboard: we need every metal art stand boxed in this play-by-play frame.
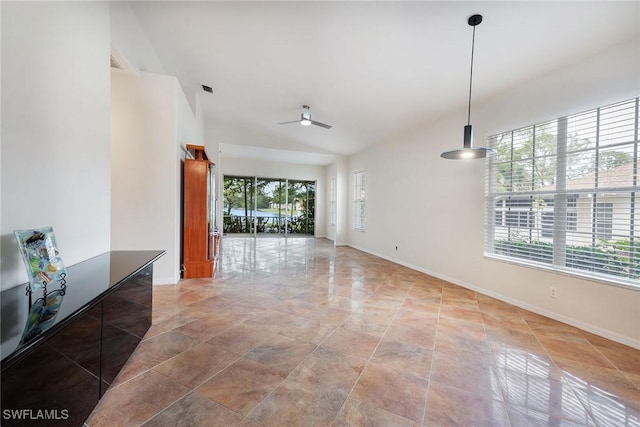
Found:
[25,272,67,308]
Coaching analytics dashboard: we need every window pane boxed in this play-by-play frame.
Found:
[567,151,596,184]
[594,202,613,240]
[568,109,598,151]
[510,160,534,191]
[486,97,640,285]
[567,212,577,231]
[599,99,637,147]
[493,132,513,163]
[597,144,635,189]
[534,120,558,157]
[534,156,557,190]
[541,212,553,238]
[330,178,336,226]
[512,127,534,161]
[353,171,365,231]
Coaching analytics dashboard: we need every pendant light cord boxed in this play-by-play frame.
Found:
[467,24,476,126]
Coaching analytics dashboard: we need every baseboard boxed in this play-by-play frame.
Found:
[348,244,640,350]
[153,275,179,285]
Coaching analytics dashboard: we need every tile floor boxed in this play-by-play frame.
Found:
[87,237,640,426]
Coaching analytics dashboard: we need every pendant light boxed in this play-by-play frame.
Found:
[441,14,495,160]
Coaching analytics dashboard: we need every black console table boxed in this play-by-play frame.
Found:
[1,250,165,426]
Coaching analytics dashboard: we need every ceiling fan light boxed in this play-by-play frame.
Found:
[279,105,332,129]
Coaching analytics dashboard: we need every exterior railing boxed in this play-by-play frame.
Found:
[223,214,314,235]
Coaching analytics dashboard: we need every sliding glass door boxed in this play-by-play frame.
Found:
[222,176,256,235]
[256,178,286,234]
[286,180,315,235]
[223,176,315,236]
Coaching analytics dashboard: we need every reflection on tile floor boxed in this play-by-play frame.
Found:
[87,237,640,426]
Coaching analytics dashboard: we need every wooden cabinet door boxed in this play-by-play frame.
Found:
[183,158,213,278]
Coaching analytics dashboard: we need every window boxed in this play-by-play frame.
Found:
[594,202,613,240]
[330,177,336,226]
[353,171,365,231]
[486,98,640,286]
[567,196,577,231]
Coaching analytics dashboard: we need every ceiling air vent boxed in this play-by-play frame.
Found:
[110,55,122,70]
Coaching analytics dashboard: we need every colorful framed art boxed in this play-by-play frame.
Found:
[14,226,67,344]
[19,289,66,344]
[14,226,66,292]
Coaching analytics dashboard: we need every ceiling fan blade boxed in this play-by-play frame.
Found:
[278,120,301,125]
[311,120,332,129]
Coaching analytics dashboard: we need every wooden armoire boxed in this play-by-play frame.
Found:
[182,144,217,278]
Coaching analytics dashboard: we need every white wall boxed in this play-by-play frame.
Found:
[109,1,164,75]
[110,1,204,285]
[325,163,337,242]
[348,38,640,348]
[177,89,204,150]
[325,156,353,246]
[111,71,201,285]
[1,2,111,290]
[220,154,327,238]
[334,156,349,246]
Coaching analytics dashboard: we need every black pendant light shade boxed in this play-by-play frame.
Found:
[441,14,495,160]
[441,124,494,159]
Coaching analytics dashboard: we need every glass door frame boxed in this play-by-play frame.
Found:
[223,175,316,237]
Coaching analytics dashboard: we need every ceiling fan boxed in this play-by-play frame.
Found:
[278,105,332,129]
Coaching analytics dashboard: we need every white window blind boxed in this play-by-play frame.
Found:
[485,97,640,287]
[354,171,365,231]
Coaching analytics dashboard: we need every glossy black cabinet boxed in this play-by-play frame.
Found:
[1,251,164,426]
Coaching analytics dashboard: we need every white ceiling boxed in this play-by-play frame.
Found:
[130,1,640,165]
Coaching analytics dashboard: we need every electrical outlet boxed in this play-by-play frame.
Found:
[550,287,557,298]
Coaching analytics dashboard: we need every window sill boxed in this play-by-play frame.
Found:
[484,253,640,292]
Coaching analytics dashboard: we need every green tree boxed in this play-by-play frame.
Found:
[255,179,270,209]
[599,150,633,171]
[494,125,556,192]
[271,181,286,214]
[224,177,245,215]
[494,121,632,192]
[287,182,303,214]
